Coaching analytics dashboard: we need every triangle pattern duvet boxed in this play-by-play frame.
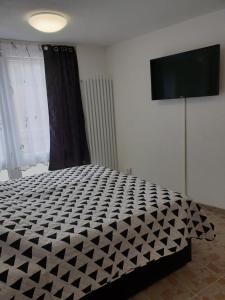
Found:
[0,165,215,299]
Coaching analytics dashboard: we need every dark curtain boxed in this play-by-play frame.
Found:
[42,45,90,171]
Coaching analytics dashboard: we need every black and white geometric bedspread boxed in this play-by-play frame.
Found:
[0,165,215,300]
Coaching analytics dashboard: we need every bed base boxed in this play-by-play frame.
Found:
[83,241,192,300]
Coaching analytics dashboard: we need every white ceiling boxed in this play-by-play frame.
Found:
[0,0,225,46]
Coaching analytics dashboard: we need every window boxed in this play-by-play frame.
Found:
[0,41,50,179]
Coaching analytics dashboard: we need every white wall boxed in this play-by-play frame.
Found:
[107,9,225,209]
[77,45,108,79]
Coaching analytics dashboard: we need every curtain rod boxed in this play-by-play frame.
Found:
[0,37,77,47]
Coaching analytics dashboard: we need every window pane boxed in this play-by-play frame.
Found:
[0,115,7,169]
[0,170,9,181]
[22,163,49,177]
[7,57,50,167]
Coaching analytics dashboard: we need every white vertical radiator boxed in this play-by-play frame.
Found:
[81,77,118,170]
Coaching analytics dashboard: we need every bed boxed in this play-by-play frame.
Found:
[0,165,215,300]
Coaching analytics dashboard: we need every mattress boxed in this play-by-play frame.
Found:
[0,165,215,300]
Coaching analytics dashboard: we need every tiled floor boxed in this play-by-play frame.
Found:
[130,205,225,300]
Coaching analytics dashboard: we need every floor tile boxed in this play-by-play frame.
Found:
[171,261,219,295]
[144,273,194,300]
[192,277,225,300]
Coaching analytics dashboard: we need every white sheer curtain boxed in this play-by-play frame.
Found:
[0,41,50,178]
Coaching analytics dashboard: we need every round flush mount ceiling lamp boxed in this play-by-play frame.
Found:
[28,12,68,33]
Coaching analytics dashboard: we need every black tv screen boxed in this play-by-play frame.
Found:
[150,44,220,100]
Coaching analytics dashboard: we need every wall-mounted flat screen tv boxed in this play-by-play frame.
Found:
[150,44,220,100]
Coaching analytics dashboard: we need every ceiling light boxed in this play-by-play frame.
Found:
[28,12,67,33]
